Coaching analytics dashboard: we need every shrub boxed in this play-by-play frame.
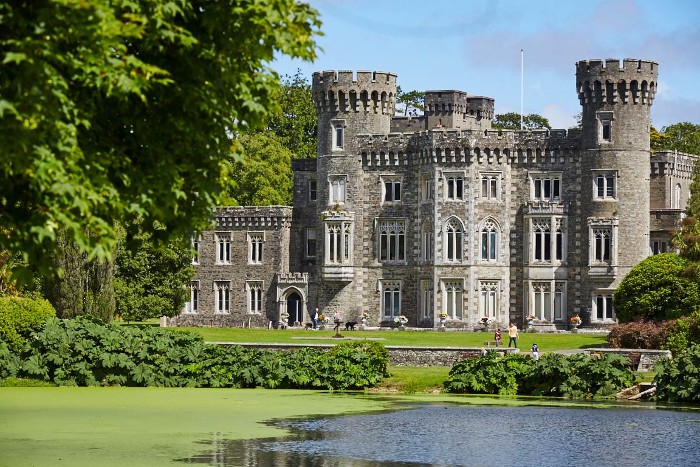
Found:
[0,297,56,351]
[445,352,634,399]
[654,343,700,403]
[607,320,673,349]
[3,318,390,390]
[444,352,532,395]
[613,253,700,322]
[664,311,700,354]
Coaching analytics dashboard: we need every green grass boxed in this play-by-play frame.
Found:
[173,327,607,351]
[378,366,450,393]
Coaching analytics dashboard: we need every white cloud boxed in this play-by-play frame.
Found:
[541,104,578,129]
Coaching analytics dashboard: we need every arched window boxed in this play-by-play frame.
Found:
[480,219,498,261]
[445,218,463,262]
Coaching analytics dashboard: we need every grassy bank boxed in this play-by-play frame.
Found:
[173,327,607,350]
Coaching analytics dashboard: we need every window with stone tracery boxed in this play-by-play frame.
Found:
[445,218,463,262]
[530,282,565,322]
[479,281,499,320]
[531,173,562,201]
[531,218,565,263]
[325,221,352,265]
[442,280,463,320]
[381,280,402,320]
[592,227,612,262]
[247,281,263,314]
[480,219,499,261]
[378,219,406,262]
[214,281,230,314]
[421,221,433,262]
[444,174,464,200]
[184,281,199,314]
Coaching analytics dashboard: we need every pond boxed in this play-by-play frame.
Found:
[179,402,700,467]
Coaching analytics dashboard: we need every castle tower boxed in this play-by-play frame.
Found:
[575,58,657,321]
[311,71,396,310]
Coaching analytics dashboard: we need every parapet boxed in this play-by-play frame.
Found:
[576,58,658,106]
[312,70,398,114]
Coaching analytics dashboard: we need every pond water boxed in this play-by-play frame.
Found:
[179,402,700,467]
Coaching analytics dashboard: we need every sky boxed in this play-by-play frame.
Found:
[273,0,700,129]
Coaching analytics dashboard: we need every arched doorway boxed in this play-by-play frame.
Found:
[286,292,302,327]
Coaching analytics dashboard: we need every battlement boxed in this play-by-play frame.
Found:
[312,70,397,114]
[312,70,397,88]
[213,206,293,229]
[576,58,657,75]
[356,128,581,167]
[576,58,658,106]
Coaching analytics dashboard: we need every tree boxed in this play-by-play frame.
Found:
[42,231,115,322]
[265,71,317,160]
[651,122,700,155]
[113,225,193,322]
[0,1,321,282]
[492,112,551,130]
[396,86,424,116]
[220,133,294,206]
[613,253,700,323]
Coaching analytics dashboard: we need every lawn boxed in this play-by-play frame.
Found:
[173,327,608,351]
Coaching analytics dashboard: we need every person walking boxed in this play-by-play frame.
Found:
[312,307,319,330]
[494,328,502,346]
[508,323,519,348]
[531,343,539,360]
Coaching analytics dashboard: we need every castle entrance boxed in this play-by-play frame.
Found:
[286,292,302,326]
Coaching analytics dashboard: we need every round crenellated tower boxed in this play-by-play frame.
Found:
[575,58,658,307]
[312,70,396,157]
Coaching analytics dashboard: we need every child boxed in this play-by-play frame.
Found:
[494,328,502,346]
[531,343,539,361]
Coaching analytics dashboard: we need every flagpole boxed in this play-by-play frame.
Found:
[520,49,524,130]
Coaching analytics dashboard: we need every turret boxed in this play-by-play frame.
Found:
[575,59,657,319]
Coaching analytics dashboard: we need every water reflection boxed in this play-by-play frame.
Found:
[177,403,700,467]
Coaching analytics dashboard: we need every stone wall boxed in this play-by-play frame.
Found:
[584,348,671,371]
[209,342,517,366]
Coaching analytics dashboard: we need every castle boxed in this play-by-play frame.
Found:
[168,58,697,330]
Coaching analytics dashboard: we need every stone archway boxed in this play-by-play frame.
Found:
[286,292,302,327]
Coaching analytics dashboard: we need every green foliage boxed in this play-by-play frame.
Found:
[445,352,634,399]
[492,112,551,130]
[42,230,115,322]
[396,86,425,116]
[613,253,700,322]
[3,318,389,389]
[0,296,56,351]
[672,216,700,261]
[664,310,700,354]
[265,71,318,160]
[445,352,532,396]
[114,224,193,322]
[654,343,700,403]
[607,320,674,349]
[651,122,700,155]
[0,0,321,282]
[220,133,295,206]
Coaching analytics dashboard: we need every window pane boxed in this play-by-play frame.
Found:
[481,178,487,197]
[535,179,541,198]
[553,179,560,199]
[398,234,405,260]
[597,177,604,198]
[606,176,615,197]
[481,232,487,259]
[384,182,392,201]
[489,232,496,259]
[490,179,497,198]
[544,232,551,261]
[456,179,463,199]
[597,296,604,319]
[543,179,551,198]
[395,182,401,201]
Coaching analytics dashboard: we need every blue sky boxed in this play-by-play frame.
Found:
[273,0,700,129]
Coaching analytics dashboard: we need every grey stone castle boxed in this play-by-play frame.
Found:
[168,58,697,330]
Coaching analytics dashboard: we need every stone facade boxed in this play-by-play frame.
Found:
[169,58,698,331]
